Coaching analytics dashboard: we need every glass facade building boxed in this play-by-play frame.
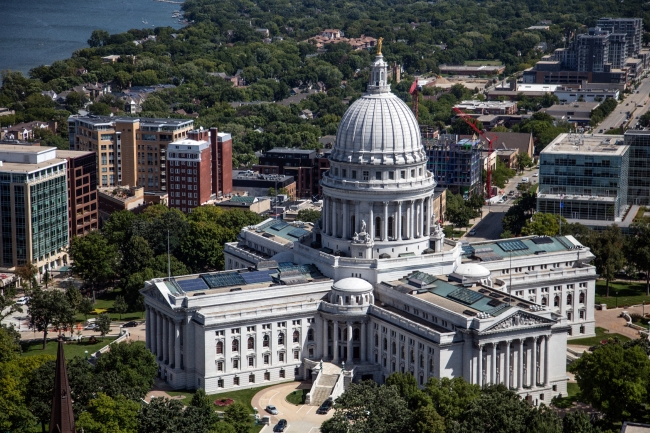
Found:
[425,135,482,197]
[623,130,650,205]
[537,134,629,222]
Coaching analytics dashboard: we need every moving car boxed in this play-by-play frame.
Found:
[84,323,98,330]
[265,405,279,415]
[317,399,333,414]
[521,177,529,183]
[16,296,30,305]
[533,172,539,177]
[468,229,477,236]
[122,321,139,328]
[273,419,288,432]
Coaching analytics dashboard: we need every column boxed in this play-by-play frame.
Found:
[425,197,431,236]
[331,200,337,237]
[168,319,174,366]
[174,321,181,369]
[342,201,348,239]
[156,311,163,360]
[321,317,328,360]
[361,322,367,362]
[355,202,360,232]
[406,201,412,239]
[332,321,339,363]
[369,203,374,238]
[505,340,511,389]
[346,322,353,364]
[491,343,497,384]
[518,339,524,390]
[150,309,156,355]
[477,344,483,387]
[162,316,168,364]
[544,335,550,386]
[322,198,327,234]
[531,336,538,387]
[419,199,424,238]
[145,307,151,350]
[397,201,402,241]
[383,202,388,241]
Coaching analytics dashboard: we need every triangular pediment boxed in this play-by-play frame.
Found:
[480,310,555,334]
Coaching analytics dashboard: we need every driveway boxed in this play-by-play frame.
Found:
[252,381,334,433]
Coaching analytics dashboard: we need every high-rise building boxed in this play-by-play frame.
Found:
[253,148,322,199]
[424,134,482,197]
[624,130,650,205]
[57,150,98,238]
[0,146,69,273]
[167,138,212,213]
[575,28,610,72]
[67,116,194,191]
[597,17,643,58]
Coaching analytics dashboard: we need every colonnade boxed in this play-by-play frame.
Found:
[146,305,182,370]
[321,197,433,241]
[321,317,367,365]
[475,335,551,389]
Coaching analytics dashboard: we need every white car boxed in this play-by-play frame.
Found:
[521,177,530,183]
[15,296,29,305]
[533,173,539,177]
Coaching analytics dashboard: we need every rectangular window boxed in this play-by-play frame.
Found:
[389,172,394,180]
[352,171,357,179]
[248,357,254,367]
[233,377,239,386]
[279,369,285,378]
[375,171,382,180]
[233,359,239,369]
[342,169,347,177]
[362,171,369,181]
[279,352,285,362]
[264,354,269,364]
[217,362,223,371]
[400,171,406,179]
[294,350,300,360]
[249,374,255,383]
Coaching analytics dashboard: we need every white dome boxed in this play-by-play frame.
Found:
[454,263,491,278]
[330,93,425,165]
[333,277,373,293]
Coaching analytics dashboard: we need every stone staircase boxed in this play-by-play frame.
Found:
[309,373,339,406]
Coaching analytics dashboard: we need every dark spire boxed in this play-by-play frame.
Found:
[49,338,76,433]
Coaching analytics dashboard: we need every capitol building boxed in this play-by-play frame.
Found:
[142,52,597,407]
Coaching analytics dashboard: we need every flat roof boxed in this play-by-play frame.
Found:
[542,133,627,156]
[0,145,56,154]
[0,158,66,173]
[464,235,583,263]
[56,150,95,158]
[69,116,193,126]
[244,218,314,245]
[265,147,317,155]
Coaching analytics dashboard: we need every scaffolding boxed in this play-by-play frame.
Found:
[423,131,484,197]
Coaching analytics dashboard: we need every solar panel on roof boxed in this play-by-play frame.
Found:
[176,278,209,292]
[487,298,503,307]
[270,222,289,231]
[478,288,490,293]
[201,272,246,288]
[461,245,475,256]
[489,293,503,298]
[241,270,274,284]
[288,228,309,238]
[497,239,529,252]
[517,303,528,308]
[448,287,484,305]
[532,237,554,245]
[463,310,478,316]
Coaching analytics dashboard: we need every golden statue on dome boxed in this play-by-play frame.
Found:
[377,37,383,55]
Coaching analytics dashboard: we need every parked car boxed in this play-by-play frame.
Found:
[16,296,30,305]
[468,229,477,236]
[122,321,139,328]
[84,323,98,330]
[273,419,288,432]
[521,177,529,183]
[317,399,333,414]
[265,405,279,415]
[533,172,539,177]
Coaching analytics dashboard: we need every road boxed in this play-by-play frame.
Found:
[599,73,650,131]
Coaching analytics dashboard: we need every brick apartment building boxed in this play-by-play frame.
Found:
[253,148,328,199]
[57,150,98,238]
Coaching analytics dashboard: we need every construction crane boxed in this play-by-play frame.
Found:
[409,79,419,120]
[452,107,496,198]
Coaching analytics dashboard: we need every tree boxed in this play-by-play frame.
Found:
[137,397,184,433]
[456,385,535,433]
[0,285,21,323]
[424,377,480,425]
[521,213,566,236]
[296,209,321,223]
[119,235,154,278]
[569,342,650,420]
[626,221,650,295]
[28,288,75,349]
[224,402,254,433]
[66,92,87,113]
[582,225,626,297]
[516,152,533,172]
[79,296,94,320]
[445,193,476,229]
[89,102,112,116]
[321,381,412,433]
[77,393,139,433]
[179,389,220,433]
[69,232,118,298]
[15,261,38,291]
[561,411,597,433]
[0,325,21,364]
[96,313,111,340]
[88,29,110,47]
[66,286,82,311]
[113,295,128,320]
[95,341,158,400]
[26,359,56,432]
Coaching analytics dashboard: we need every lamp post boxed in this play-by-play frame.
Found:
[84,350,88,360]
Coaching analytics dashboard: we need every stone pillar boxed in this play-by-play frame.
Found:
[361,322,367,362]
[397,201,403,241]
[518,339,524,390]
[150,309,156,355]
[346,322,353,364]
[333,321,339,363]
[332,200,338,237]
[491,343,497,384]
[406,201,412,239]
[168,319,174,366]
[505,340,511,389]
[544,334,550,386]
[355,202,360,233]
[531,336,538,387]
[425,197,431,236]
[419,199,424,238]
[342,201,348,239]
[322,197,327,234]
[477,344,483,387]
[383,202,388,241]
[369,203,374,238]
[174,321,181,369]
[145,306,150,350]
[162,316,168,364]
[156,312,163,361]
[322,317,328,360]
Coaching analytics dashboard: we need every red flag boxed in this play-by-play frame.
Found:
[409,79,418,95]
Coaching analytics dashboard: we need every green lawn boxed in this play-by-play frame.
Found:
[595,280,650,309]
[552,382,581,408]
[167,384,276,412]
[464,60,502,66]
[568,326,630,346]
[74,287,145,322]
[285,389,307,405]
[20,337,117,359]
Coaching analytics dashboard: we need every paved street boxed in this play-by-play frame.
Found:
[599,74,650,131]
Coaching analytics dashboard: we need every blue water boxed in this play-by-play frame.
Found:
[0,0,184,75]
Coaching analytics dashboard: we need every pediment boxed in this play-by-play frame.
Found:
[480,311,554,334]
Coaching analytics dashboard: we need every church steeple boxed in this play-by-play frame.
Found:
[49,338,76,433]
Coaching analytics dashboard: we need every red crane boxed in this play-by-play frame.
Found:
[409,79,419,120]
[452,107,496,198]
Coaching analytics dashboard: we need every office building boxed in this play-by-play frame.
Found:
[624,130,650,205]
[57,150,98,238]
[143,53,598,409]
[232,172,296,198]
[537,133,629,222]
[253,148,322,199]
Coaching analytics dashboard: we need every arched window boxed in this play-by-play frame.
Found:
[542,297,547,306]
[554,296,560,307]
[567,294,573,305]
[388,217,394,238]
[375,217,381,238]
[263,335,269,347]
[232,339,239,352]
[278,333,284,345]
[353,328,360,341]
[247,337,254,350]
[307,329,314,341]
[293,330,300,343]
[391,342,396,355]
[383,338,387,350]
[579,292,585,303]
[374,334,379,347]
[216,341,223,354]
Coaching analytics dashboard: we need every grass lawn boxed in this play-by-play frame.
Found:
[20,337,117,359]
[285,389,307,405]
[568,326,630,346]
[594,280,650,309]
[553,382,581,409]
[464,60,502,66]
[167,384,276,412]
[74,287,145,322]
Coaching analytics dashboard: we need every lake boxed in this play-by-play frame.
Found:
[0,0,184,75]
